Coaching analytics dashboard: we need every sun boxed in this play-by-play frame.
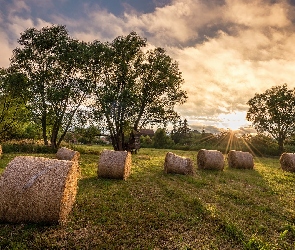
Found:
[217,111,250,130]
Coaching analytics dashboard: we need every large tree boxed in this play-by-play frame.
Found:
[246,84,295,152]
[10,25,93,148]
[91,32,187,151]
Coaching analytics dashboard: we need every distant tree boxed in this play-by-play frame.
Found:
[74,125,101,144]
[140,135,153,148]
[153,128,174,149]
[247,84,295,152]
[10,25,93,148]
[171,118,191,144]
[91,32,187,151]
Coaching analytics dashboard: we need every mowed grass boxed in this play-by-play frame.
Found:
[0,146,295,249]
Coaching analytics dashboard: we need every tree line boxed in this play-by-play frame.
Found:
[139,121,288,156]
[143,83,295,155]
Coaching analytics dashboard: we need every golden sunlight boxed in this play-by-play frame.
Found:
[217,111,250,130]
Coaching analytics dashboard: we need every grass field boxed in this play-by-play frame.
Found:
[0,146,295,249]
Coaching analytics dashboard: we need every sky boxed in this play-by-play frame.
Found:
[1,0,295,134]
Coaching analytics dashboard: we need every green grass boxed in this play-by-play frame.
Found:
[0,146,295,249]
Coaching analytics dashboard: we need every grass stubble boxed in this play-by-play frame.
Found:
[0,146,294,249]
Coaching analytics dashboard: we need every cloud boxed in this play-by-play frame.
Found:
[1,0,295,130]
[123,0,227,46]
[0,30,14,68]
[0,0,54,67]
[225,0,291,28]
[168,0,295,129]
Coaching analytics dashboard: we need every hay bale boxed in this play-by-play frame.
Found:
[0,156,79,224]
[280,153,295,172]
[56,147,80,161]
[228,150,254,169]
[164,152,194,175]
[98,150,131,180]
[197,149,224,170]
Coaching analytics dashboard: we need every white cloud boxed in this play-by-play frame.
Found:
[225,0,291,28]
[0,30,14,67]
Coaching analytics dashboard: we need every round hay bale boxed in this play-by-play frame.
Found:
[228,150,254,169]
[98,150,131,180]
[56,147,80,161]
[197,149,224,170]
[0,156,79,224]
[164,152,194,175]
[280,153,295,172]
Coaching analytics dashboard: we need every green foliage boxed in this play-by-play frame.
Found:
[0,68,28,140]
[71,125,101,144]
[10,25,94,149]
[247,84,295,152]
[153,128,175,148]
[244,236,270,250]
[140,135,153,148]
[7,122,42,140]
[90,32,187,150]
[246,133,280,156]
[2,140,56,153]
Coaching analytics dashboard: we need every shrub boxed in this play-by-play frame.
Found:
[2,140,56,154]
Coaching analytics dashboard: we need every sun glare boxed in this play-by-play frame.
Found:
[217,111,250,131]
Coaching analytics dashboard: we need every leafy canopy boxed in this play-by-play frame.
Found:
[246,84,295,151]
[90,32,187,150]
[0,68,28,140]
[10,25,93,148]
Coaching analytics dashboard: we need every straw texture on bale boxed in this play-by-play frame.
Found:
[228,150,254,169]
[56,147,80,161]
[164,152,194,175]
[0,156,79,224]
[280,153,295,172]
[98,150,131,180]
[197,149,224,170]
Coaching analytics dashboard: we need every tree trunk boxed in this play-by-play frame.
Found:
[51,118,63,149]
[278,138,284,154]
[41,88,48,146]
[41,114,48,146]
[51,129,58,149]
[111,133,125,151]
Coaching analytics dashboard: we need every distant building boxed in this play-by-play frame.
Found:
[139,129,155,138]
